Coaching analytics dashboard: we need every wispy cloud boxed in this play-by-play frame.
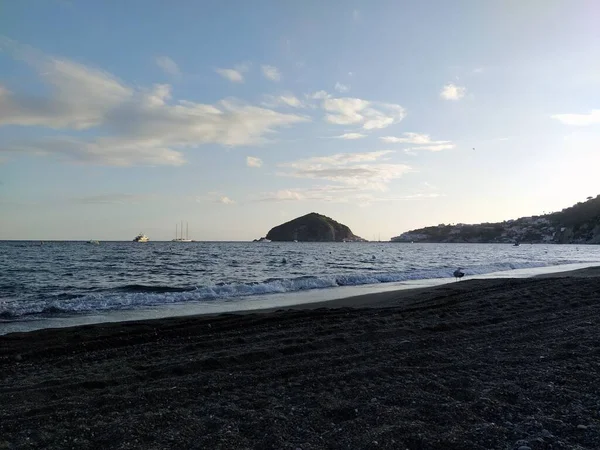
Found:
[380,133,454,152]
[261,65,281,82]
[0,40,308,166]
[380,133,450,145]
[197,191,236,205]
[406,143,455,152]
[334,82,350,93]
[262,94,304,108]
[155,56,180,77]
[316,92,406,130]
[215,67,244,83]
[246,156,263,168]
[278,150,410,191]
[334,132,367,140]
[551,110,600,126]
[440,83,466,100]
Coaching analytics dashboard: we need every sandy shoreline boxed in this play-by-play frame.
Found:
[2,267,600,448]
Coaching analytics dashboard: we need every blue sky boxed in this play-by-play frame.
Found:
[1,0,599,240]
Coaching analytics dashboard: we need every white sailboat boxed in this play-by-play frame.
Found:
[172,221,192,242]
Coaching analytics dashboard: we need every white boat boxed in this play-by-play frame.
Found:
[133,233,149,242]
[172,221,193,242]
[88,240,100,245]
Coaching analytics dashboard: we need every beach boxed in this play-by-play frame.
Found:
[2,268,600,449]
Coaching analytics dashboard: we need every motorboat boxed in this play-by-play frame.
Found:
[88,240,100,245]
[133,233,149,242]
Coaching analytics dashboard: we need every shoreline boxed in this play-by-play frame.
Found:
[2,267,600,448]
[2,262,599,336]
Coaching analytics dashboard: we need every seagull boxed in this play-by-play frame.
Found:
[453,268,465,281]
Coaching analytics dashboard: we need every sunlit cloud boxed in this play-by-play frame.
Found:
[380,133,450,145]
[316,92,406,130]
[334,132,367,140]
[440,83,466,100]
[552,110,600,126]
[246,156,263,168]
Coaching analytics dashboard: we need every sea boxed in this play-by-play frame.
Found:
[1,241,599,334]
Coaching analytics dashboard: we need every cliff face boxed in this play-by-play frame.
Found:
[265,213,365,242]
[392,195,600,244]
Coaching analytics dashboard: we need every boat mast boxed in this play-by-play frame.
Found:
[186,221,189,240]
[175,223,178,240]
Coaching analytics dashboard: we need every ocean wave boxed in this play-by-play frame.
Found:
[0,259,586,320]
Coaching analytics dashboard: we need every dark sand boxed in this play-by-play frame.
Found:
[2,268,600,449]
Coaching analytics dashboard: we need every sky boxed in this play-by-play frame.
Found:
[1,0,599,241]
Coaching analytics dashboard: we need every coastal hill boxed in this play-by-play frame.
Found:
[264,212,366,242]
[392,195,600,244]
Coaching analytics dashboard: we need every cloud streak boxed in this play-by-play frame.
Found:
[278,150,411,191]
[334,132,367,140]
[380,133,455,152]
[215,67,244,83]
[552,110,600,126]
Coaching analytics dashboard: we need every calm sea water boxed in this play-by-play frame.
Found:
[1,241,599,331]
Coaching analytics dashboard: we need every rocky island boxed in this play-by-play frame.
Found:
[392,194,600,244]
[262,212,366,242]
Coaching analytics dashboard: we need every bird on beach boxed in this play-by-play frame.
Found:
[453,268,465,281]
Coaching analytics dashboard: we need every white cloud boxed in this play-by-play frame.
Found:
[551,110,600,126]
[380,133,449,145]
[309,90,331,100]
[215,68,244,83]
[440,83,466,100]
[155,56,180,77]
[263,94,303,108]
[246,156,263,168]
[219,196,235,204]
[0,41,309,166]
[334,132,367,140]
[261,65,281,82]
[281,150,395,168]
[320,94,406,130]
[406,143,455,152]
[197,191,236,204]
[334,82,350,93]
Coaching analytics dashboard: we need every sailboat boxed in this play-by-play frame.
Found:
[172,221,192,242]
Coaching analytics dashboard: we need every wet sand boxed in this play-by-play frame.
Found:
[2,268,600,449]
